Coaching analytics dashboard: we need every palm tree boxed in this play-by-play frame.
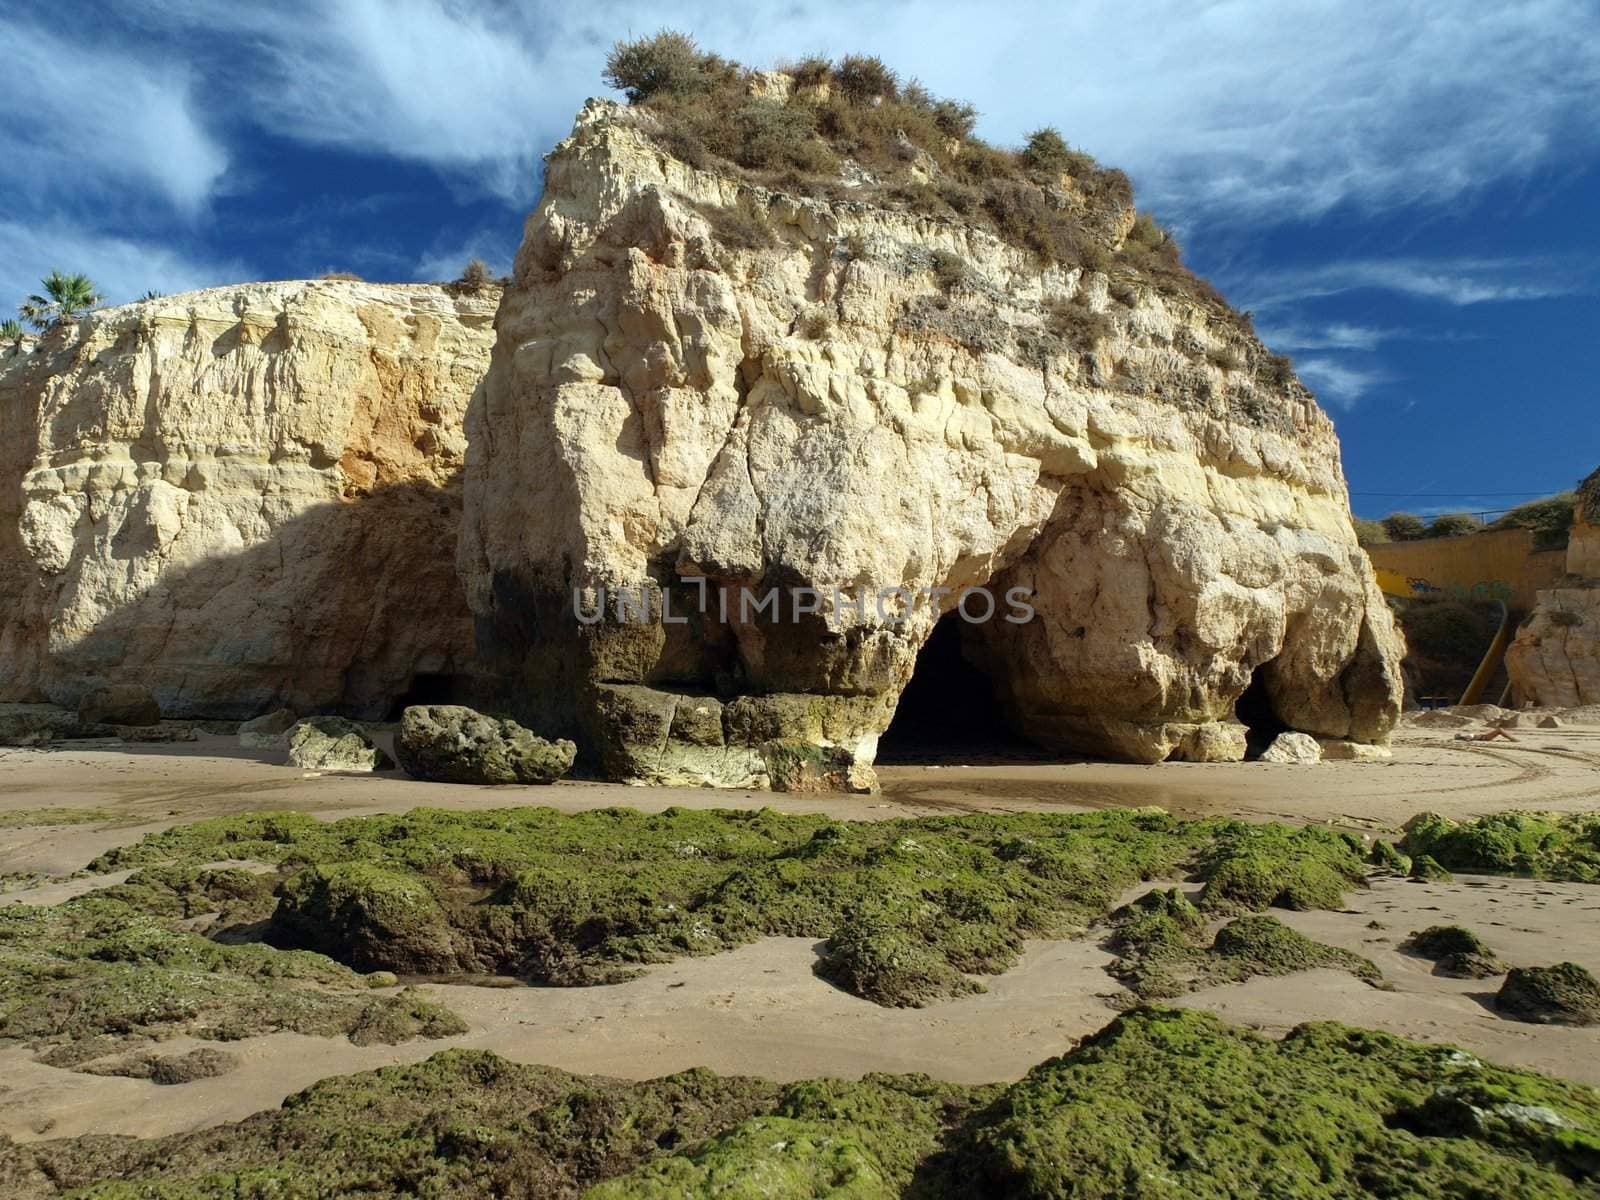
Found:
[1,318,24,352]
[19,270,103,331]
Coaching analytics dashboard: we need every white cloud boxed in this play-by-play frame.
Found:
[1293,357,1394,409]
[0,223,251,309]
[1240,256,1585,310]
[106,0,1600,222]
[1,23,227,215]
[1254,322,1392,352]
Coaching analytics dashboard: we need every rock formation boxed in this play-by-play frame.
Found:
[1507,468,1600,707]
[458,98,1403,782]
[0,281,496,718]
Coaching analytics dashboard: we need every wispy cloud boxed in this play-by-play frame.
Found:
[1,22,228,215]
[0,223,250,309]
[1293,357,1396,409]
[1240,256,1587,310]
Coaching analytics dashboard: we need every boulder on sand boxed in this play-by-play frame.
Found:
[1258,732,1323,764]
[396,704,575,785]
[287,716,392,772]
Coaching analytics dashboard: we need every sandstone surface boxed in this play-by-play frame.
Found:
[1507,471,1600,708]
[0,281,497,719]
[458,99,1403,782]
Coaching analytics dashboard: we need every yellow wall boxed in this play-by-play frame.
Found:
[1366,527,1566,610]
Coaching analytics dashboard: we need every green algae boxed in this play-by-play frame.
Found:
[1410,854,1455,883]
[1369,838,1412,874]
[0,894,464,1066]
[0,808,116,828]
[74,805,1382,1009]
[5,1010,1598,1198]
[1400,811,1600,881]
[1108,893,1383,1000]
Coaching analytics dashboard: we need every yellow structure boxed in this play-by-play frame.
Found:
[1365,527,1566,611]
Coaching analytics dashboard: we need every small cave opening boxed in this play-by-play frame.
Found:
[385,672,472,720]
[875,612,1042,764]
[1234,663,1288,753]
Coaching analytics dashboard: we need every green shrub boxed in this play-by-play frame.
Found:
[1426,512,1483,538]
[833,54,898,104]
[1490,493,1574,550]
[1020,126,1090,177]
[1381,512,1427,540]
[604,30,721,104]
[929,249,969,291]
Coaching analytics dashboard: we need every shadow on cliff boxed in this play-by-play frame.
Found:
[27,473,480,722]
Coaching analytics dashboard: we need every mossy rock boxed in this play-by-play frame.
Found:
[272,863,462,974]
[1197,823,1367,913]
[397,704,575,785]
[9,1009,1600,1196]
[1210,915,1383,986]
[1369,839,1412,874]
[1497,964,1600,1026]
[1405,924,1490,958]
[1410,854,1455,883]
[1400,811,1600,882]
[286,716,392,773]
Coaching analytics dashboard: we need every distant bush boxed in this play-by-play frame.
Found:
[1044,297,1114,350]
[1490,493,1573,551]
[833,54,898,104]
[1021,127,1092,178]
[929,249,969,291]
[321,271,364,282]
[1381,512,1426,541]
[1425,513,1483,538]
[454,258,494,292]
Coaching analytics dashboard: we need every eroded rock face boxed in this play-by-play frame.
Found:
[0,281,497,718]
[459,101,1402,780]
[1508,477,1600,708]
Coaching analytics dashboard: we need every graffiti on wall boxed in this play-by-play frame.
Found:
[1406,577,1513,602]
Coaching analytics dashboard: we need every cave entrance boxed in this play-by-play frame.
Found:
[875,612,1041,764]
[385,672,471,720]
[1234,662,1288,754]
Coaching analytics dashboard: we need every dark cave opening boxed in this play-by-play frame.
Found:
[1234,663,1288,752]
[385,672,472,721]
[875,612,1044,763]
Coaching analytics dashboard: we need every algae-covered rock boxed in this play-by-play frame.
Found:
[1497,963,1600,1026]
[272,863,462,974]
[1403,925,1504,979]
[761,738,878,794]
[7,1009,1600,1197]
[816,901,985,1008]
[1369,838,1412,874]
[585,1116,897,1199]
[1197,823,1367,913]
[1210,915,1383,985]
[1410,854,1454,883]
[1400,810,1600,881]
[286,716,392,772]
[396,704,575,784]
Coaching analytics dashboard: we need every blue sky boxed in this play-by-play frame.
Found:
[4,1,1596,519]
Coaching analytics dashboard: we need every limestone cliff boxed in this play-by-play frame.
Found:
[1507,470,1600,707]
[459,99,1403,782]
[0,281,496,718]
